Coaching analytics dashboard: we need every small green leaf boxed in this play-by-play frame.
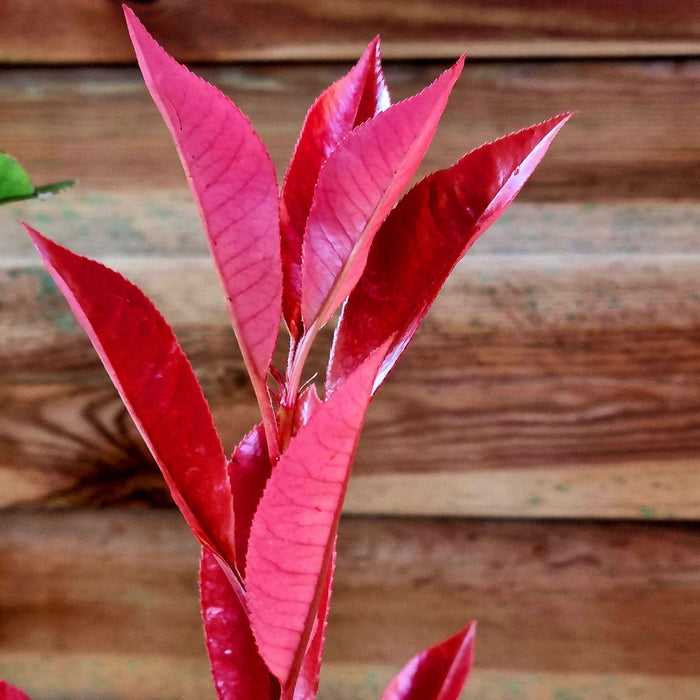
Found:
[0,151,34,202]
[0,151,76,205]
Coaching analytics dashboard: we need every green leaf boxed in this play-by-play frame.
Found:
[0,151,76,205]
[0,151,34,202]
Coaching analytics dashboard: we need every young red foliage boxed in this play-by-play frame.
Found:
[23,225,238,580]
[381,622,476,700]
[280,36,390,340]
[327,113,573,394]
[246,342,390,692]
[9,7,570,699]
[200,546,280,700]
[0,681,32,700]
[124,6,282,455]
[300,58,465,334]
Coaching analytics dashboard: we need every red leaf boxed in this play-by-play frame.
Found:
[24,225,236,569]
[280,37,389,338]
[245,341,389,691]
[124,6,281,385]
[327,114,572,394]
[300,58,464,333]
[228,424,273,574]
[381,622,476,700]
[293,543,336,700]
[0,681,32,700]
[200,546,280,700]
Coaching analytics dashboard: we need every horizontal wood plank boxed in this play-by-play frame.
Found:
[2,59,699,201]
[1,196,698,519]
[1,0,698,64]
[0,511,697,698]
[3,656,699,700]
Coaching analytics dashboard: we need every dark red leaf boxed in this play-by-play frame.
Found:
[381,622,476,700]
[292,543,336,700]
[228,424,273,575]
[124,6,282,389]
[24,225,236,570]
[280,37,389,338]
[245,341,389,691]
[0,681,32,700]
[300,58,464,333]
[327,114,572,394]
[200,546,280,700]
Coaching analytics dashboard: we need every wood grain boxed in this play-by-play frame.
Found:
[0,511,698,698]
[1,195,698,518]
[2,59,699,201]
[1,0,698,64]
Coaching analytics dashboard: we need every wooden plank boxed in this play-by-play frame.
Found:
[1,196,698,518]
[321,666,700,700]
[0,511,698,698]
[345,461,700,520]
[1,0,698,64]
[2,656,699,700]
[3,194,699,258]
[2,59,699,201]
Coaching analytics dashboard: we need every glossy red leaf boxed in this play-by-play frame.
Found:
[124,6,281,385]
[245,341,389,692]
[381,622,476,700]
[327,113,572,394]
[0,681,32,700]
[280,37,389,338]
[200,546,280,700]
[24,225,236,569]
[227,424,273,575]
[293,543,336,700]
[300,58,464,333]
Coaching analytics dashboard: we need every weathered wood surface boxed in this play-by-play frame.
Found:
[1,511,698,698]
[1,194,698,518]
[1,0,698,64]
[2,60,699,201]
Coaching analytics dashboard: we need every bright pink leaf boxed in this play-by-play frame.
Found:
[293,543,336,700]
[0,681,32,700]
[200,546,280,700]
[381,622,476,700]
[327,113,572,394]
[227,424,273,574]
[124,6,281,383]
[300,58,465,332]
[245,341,389,692]
[24,225,236,569]
[280,37,389,338]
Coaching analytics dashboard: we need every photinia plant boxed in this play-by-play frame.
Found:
[6,5,570,699]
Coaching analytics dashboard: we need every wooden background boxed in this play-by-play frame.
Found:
[1,1,698,698]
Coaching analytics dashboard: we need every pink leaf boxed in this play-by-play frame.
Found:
[245,341,389,691]
[293,543,336,700]
[327,114,572,394]
[0,681,32,700]
[124,6,281,383]
[300,58,464,332]
[24,225,236,569]
[280,37,389,338]
[228,424,273,574]
[200,546,280,700]
[381,622,476,700]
